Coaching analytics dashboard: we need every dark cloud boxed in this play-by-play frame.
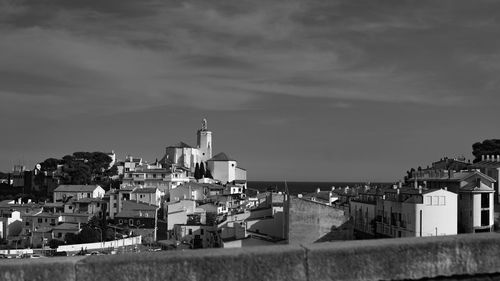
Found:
[1,0,499,179]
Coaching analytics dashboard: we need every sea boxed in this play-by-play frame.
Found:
[246,181,394,195]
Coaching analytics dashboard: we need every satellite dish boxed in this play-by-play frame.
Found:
[35,164,42,170]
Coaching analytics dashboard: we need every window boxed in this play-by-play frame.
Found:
[113,203,117,208]
[25,222,29,226]
[38,218,42,223]
[51,219,55,224]
[87,193,91,197]
[481,210,490,226]
[136,220,141,226]
[425,196,431,205]
[432,196,439,205]
[69,206,73,209]
[481,193,490,208]
[201,229,204,235]
[129,219,134,226]
[188,229,193,235]
[119,219,123,224]
[439,196,446,206]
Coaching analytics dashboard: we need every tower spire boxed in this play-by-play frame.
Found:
[201,118,208,131]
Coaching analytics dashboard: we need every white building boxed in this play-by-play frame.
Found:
[375,187,457,238]
[53,185,105,202]
[161,119,213,173]
[206,153,247,184]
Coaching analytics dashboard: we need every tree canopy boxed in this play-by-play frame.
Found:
[38,151,116,185]
[472,139,500,163]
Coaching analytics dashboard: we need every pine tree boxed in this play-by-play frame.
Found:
[200,162,205,179]
[194,163,200,180]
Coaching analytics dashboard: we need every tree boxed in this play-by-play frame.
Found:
[205,168,213,179]
[48,239,65,249]
[472,139,500,163]
[199,162,205,179]
[194,163,200,180]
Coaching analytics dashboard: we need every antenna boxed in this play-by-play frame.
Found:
[284,180,289,195]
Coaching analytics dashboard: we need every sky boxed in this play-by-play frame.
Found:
[1,0,499,182]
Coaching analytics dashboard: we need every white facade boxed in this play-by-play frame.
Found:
[53,185,105,202]
[376,189,457,238]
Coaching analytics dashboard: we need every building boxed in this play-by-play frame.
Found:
[121,166,189,191]
[419,171,495,233]
[471,155,500,203]
[160,119,213,173]
[374,187,457,238]
[52,223,81,241]
[114,201,161,243]
[350,189,383,238]
[206,153,247,184]
[53,185,105,202]
[130,187,162,206]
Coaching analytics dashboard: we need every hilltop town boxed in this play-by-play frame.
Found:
[0,120,499,257]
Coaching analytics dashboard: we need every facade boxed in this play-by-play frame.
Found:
[471,155,500,203]
[415,171,495,233]
[350,189,382,238]
[161,119,213,173]
[375,188,457,238]
[206,153,247,184]
[130,187,162,206]
[53,185,105,202]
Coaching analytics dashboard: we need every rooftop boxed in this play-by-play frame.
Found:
[54,185,102,193]
[208,152,235,162]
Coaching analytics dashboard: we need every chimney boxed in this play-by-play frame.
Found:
[398,181,403,188]
[476,178,481,188]
[396,188,400,195]
[487,155,491,161]
[482,155,486,161]
[316,187,320,193]
[497,155,500,162]
[298,194,303,198]
[443,186,447,191]
[331,186,335,191]
[393,185,398,189]
[418,186,422,194]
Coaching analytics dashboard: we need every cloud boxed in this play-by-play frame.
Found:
[0,0,498,120]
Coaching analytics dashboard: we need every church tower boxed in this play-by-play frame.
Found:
[197,118,212,163]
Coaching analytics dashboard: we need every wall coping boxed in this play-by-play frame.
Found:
[2,233,500,281]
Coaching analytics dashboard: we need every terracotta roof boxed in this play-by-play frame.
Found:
[208,152,235,162]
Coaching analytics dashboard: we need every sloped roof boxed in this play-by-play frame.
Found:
[115,210,156,219]
[471,161,500,168]
[121,200,158,211]
[132,188,158,194]
[167,142,193,148]
[208,152,235,162]
[52,223,80,231]
[54,185,101,193]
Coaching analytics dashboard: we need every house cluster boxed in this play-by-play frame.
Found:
[0,119,282,250]
[346,156,499,239]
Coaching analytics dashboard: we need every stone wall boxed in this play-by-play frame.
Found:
[288,197,352,243]
[4,233,500,281]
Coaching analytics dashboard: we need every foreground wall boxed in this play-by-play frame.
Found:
[4,233,500,281]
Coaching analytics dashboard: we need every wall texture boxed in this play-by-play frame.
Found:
[288,197,352,243]
[3,233,500,281]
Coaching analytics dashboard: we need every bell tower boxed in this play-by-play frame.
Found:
[197,118,212,163]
